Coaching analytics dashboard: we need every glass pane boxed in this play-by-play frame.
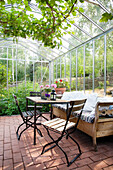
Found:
[54,60,57,80]
[73,9,102,37]
[0,60,7,88]
[57,58,60,79]
[0,47,7,58]
[61,56,65,78]
[17,60,25,82]
[77,47,84,91]
[71,50,76,91]
[77,1,112,31]
[26,61,33,81]
[94,36,104,96]
[85,42,93,91]
[42,62,49,84]
[65,54,70,90]
[106,31,113,96]
[34,62,41,84]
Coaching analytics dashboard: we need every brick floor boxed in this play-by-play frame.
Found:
[0,115,113,170]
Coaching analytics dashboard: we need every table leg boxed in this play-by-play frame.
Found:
[34,103,36,145]
[26,98,28,128]
[50,104,53,120]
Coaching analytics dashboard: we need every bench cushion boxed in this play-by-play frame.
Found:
[54,92,113,123]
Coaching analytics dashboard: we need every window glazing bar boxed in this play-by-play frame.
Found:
[49,61,51,85]
[76,49,78,91]
[52,61,54,83]
[41,57,42,84]
[7,47,8,90]
[104,34,106,96]
[25,49,26,87]
[92,40,95,92]
[33,62,34,90]
[12,47,14,83]
[56,59,57,79]
[16,45,18,91]
[83,45,85,93]
[70,52,72,91]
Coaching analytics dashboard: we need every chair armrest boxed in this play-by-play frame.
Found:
[95,101,113,122]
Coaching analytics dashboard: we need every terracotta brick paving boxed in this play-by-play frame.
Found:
[0,115,113,170]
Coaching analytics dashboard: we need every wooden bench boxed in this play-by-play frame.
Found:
[53,101,113,151]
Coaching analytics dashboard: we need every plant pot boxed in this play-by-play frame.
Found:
[41,90,47,100]
[55,87,66,94]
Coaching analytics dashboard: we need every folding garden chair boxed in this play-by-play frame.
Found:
[41,98,86,167]
[13,94,43,140]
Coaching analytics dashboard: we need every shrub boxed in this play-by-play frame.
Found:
[0,81,41,115]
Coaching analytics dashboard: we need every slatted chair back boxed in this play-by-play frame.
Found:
[30,91,41,97]
[60,98,87,134]
[13,94,24,120]
[69,99,87,127]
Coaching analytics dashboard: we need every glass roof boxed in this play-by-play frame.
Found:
[0,0,113,61]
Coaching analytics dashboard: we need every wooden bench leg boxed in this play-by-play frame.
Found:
[92,136,97,151]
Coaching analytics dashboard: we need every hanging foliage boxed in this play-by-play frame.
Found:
[0,0,112,48]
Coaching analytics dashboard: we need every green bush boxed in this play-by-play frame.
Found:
[0,81,41,116]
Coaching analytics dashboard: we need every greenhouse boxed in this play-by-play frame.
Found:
[0,0,113,169]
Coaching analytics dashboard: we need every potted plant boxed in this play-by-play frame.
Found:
[54,79,69,94]
[40,84,51,100]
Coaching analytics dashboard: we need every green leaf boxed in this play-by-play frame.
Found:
[100,12,113,22]
[79,0,84,3]
[78,7,84,13]
[72,11,77,16]
[69,20,75,24]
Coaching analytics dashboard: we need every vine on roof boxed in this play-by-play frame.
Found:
[0,0,112,48]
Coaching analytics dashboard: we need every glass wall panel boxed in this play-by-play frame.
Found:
[77,47,84,91]
[57,58,60,79]
[26,61,33,81]
[71,50,76,91]
[65,53,70,89]
[42,62,49,84]
[17,60,25,82]
[8,60,13,87]
[53,60,57,80]
[17,48,25,60]
[85,42,93,91]
[73,10,102,37]
[78,1,112,31]
[95,36,104,95]
[34,61,41,84]
[0,47,7,58]
[106,31,113,94]
[0,60,7,87]
[61,56,65,78]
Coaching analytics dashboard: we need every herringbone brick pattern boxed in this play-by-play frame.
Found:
[0,115,113,170]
